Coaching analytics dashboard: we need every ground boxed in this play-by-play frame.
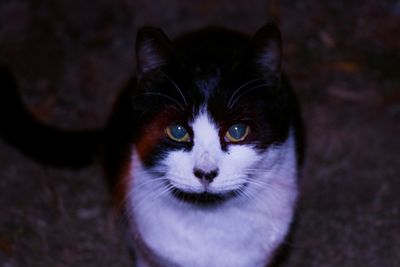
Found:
[0,0,399,266]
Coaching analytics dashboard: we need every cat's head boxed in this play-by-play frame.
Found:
[129,23,297,205]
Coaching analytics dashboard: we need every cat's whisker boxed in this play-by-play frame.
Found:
[227,78,264,108]
[132,184,172,211]
[237,187,258,203]
[244,166,277,170]
[167,177,199,192]
[142,92,184,111]
[131,185,176,227]
[245,154,284,170]
[160,71,188,106]
[141,168,167,174]
[228,83,272,109]
[153,184,175,200]
[242,168,266,172]
[234,187,248,200]
[215,176,246,185]
[246,180,273,190]
[133,177,168,190]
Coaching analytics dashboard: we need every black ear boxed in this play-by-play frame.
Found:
[253,23,282,75]
[136,27,171,77]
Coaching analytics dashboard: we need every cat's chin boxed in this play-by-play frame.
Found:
[168,185,243,206]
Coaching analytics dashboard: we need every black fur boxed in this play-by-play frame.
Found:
[105,24,303,176]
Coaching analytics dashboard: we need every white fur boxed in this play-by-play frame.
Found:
[127,111,298,267]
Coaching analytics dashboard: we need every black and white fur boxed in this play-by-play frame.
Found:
[106,23,304,267]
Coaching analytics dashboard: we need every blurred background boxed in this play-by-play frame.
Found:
[0,0,399,266]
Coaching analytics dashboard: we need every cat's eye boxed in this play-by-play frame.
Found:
[225,123,250,143]
[165,124,191,142]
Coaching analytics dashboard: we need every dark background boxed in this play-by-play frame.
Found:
[0,0,399,266]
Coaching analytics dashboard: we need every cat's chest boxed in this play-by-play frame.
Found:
[133,196,274,267]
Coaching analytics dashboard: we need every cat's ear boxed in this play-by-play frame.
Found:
[136,27,172,77]
[253,23,282,75]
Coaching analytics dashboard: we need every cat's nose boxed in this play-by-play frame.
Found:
[193,168,219,183]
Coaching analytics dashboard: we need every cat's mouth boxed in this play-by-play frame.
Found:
[168,184,242,206]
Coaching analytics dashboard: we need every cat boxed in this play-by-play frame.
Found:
[0,22,303,267]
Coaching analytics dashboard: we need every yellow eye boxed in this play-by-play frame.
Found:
[225,123,250,143]
[165,124,191,142]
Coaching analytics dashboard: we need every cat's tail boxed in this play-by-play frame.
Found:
[0,65,103,168]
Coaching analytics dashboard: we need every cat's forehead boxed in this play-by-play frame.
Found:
[170,30,256,93]
[194,67,221,100]
[190,110,220,147]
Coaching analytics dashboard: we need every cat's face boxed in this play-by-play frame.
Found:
[129,25,295,205]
